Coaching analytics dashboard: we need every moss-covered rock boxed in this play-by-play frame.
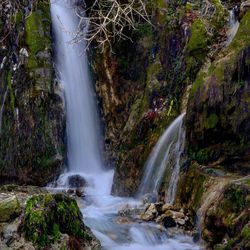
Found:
[186,9,250,172]
[0,0,65,185]
[23,193,91,247]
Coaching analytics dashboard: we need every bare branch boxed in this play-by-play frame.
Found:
[73,0,152,51]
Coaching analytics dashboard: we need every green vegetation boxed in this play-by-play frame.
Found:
[187,19,208,53]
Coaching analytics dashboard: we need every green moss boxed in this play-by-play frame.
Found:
[205,113,219,129]
[190,10,250,99]
[241,224,250,240]
[224,184,247,212]
[36,155,56,168]
[25,2,51,69]
[11,11,23,24]
[245,179,250,187]
[190,71,205,96]
[187,19,208,54]
[192,148,214,164]
[210,0,228,33]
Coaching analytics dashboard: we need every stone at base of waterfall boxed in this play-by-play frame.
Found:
[68,174,86,188]
[140,203,163,221]
[67,174,87,197]
[140,202,194,231]
[118,204,144,218]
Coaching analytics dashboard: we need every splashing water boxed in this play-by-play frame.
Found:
[50,1,201,249]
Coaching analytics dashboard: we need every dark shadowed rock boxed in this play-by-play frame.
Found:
[68,175,87,188]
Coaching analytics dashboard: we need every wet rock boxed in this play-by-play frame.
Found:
[163,216,177,228]
[68,175,86,188]
[0,196,21,222]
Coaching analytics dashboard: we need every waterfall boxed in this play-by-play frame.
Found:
[50,2,200,249]
[50,0,113,196]
[137,114,185,200]
[226,9,239,46]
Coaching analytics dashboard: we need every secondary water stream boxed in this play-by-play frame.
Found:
[226,9,239,46]
[50,1,201,249]
[137,114,185,203]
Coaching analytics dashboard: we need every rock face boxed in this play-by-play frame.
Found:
[91,0,228,195]
[0,0,65,185]
[186,9,250,173]
[203,181,250,249]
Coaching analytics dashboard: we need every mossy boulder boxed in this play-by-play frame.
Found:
[23,193,91,247]
[0,196,21,222]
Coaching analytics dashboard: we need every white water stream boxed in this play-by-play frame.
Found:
[50,1,201,249]
[137,114,185,203]
[226,10,239,46]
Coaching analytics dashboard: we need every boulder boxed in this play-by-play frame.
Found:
[23,193,94,247]
[0,196,21,222]
[68,175,86,188]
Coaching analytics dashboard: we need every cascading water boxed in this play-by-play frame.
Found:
[50,1,201,249]
[166,118,186,204]
[137,113,185,201]
[226,9,239,46]
[50,0,113,197]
